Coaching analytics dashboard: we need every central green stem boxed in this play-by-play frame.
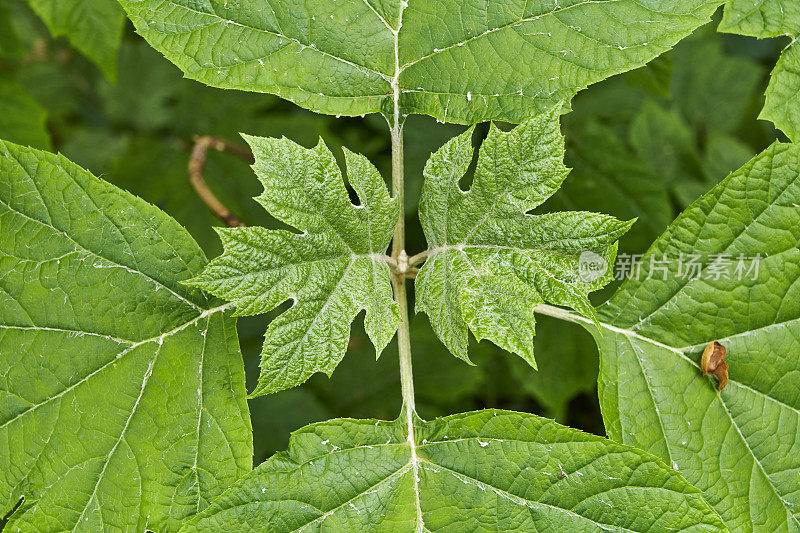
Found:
[390,122,417,421]
[392,271,416,418]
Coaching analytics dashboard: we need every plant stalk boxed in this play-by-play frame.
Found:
[392,273,416,419]
[389,120,417,422]
[533,303,590,325]
[391,125,405,258]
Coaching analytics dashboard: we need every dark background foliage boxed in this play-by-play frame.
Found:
[0,0,785,464]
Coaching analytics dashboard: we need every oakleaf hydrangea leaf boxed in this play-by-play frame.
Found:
[186,136,400,397]
[118,0,725,124]
[719,0,800,142]
[0,140,252,532]
[179,410,726,532]
[588,142,800,531]
[416,105,632,366]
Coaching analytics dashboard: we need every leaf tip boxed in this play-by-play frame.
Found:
[621,217,638,233]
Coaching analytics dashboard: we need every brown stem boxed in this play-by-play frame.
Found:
[188,136,253,227]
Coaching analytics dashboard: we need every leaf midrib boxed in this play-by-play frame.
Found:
[0,196,202,313]
[0,304,232,431]
[416,460,643,533]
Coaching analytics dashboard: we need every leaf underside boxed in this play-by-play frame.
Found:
[180,410,726,532]
[0,141,252,532]
[719,0,800,142]
[416,105,632,366]
[118,0,725,124]
[186,136,400,397]
[591,142,800,531]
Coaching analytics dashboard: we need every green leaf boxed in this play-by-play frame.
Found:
[186,136,400,397]
[118,0,724,124]
[0,141,252,531]
[24,0,125,81]
[180,410,726,532]
[0,78,50,150]
[719,0,800,141]
[416,105,631,366]
[761,41,800,143]
[587,142,800,531]
[720,0,799,38]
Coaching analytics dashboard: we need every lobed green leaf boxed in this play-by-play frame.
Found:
[180,410,726,532]
[186,136,400,397]
[416,105,631,366]
[0,141,252,531]
[590,142,800,531]
[118,0,725,124]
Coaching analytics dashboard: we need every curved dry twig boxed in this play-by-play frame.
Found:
[188,135,253,227]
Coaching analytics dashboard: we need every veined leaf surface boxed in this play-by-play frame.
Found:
[720,0,799,39]
[0,141,252,532]
[118,0,725,124]
[180,410,726,532]
[587,142,800,531]
[186,136,400,397]
[416,106,631,365]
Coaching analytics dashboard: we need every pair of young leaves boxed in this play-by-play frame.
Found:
[183,98,800,531]
[187,105,631,396]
